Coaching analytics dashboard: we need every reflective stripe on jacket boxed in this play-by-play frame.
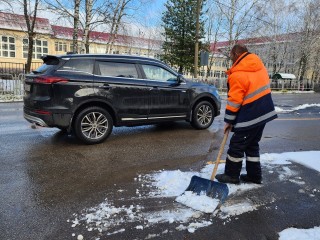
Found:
[225,52,277,131]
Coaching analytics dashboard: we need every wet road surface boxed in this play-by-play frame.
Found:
[1,93,320,240]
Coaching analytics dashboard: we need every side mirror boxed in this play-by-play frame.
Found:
[177,74,184,84]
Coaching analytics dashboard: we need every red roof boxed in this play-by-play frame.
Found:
[0,11,51,33]
[51,25,162,47]
[210,33,298,53]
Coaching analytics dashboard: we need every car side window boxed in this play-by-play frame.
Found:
[141,64,177,82]
[60,59,94,74]
[97,61,138,78]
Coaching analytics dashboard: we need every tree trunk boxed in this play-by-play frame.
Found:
[83,0,93,53]
[106,0,121,54]
[194,0,201,78]
[73,0,81,53]
[23,0,39,73]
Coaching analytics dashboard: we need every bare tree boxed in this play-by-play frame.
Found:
[0,0,12,9]
[73,0,81,53]
[251,0,298,75]
[44,0,154,54]
[119,0,163,56]
[82,0,93,53]
[215,0,259,59]
[45,0,114,53]
[21,0,41,73]
[80,0,115,53]
[296,0,320,82]
[204,1,223,79]
[105,0,133,54]
[44,0,81,53]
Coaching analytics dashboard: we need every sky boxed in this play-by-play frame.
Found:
[65,102,320,240]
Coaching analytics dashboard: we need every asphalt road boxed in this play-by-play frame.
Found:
[1,93,320,240]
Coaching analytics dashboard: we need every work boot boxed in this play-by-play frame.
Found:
[240,174,262,184]
[215,174,240,184]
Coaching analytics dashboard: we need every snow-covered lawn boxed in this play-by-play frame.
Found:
[69,151,320,239]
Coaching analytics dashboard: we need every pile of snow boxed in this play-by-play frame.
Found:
[70,151,320,239]
[279,226,320,240]
[147,169,198,197]
[275,103,320,113]
[175,191,220,213]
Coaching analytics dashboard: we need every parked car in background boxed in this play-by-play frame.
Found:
[23,54,221,144]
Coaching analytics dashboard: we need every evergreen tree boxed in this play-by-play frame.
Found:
[161,0,206,73]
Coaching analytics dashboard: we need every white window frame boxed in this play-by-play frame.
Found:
[0,35,16,58]
[23,38,48,59]
[214,70,220,78]
[55,41,67,52]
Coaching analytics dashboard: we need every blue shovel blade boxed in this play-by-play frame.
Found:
[185,175,229,203]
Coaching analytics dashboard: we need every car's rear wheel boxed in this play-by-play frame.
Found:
[74,106,113,144]
[191,101,215,129]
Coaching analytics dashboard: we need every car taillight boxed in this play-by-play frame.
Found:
[34,76,69,84]
[34,110,52,115]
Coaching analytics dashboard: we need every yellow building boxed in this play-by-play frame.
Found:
[0,12,162,72]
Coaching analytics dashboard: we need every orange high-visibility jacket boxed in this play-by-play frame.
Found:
[225,52,277,131]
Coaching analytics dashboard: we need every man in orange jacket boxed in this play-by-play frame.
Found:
[216,44,277,184]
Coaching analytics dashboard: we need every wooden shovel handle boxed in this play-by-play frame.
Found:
[210,130,230,181]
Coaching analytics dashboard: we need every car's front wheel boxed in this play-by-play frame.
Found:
[191,101,215,129]
[74,106,113,144]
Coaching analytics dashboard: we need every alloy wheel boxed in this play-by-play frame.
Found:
[197,104,212,126]
[81,112,109,140]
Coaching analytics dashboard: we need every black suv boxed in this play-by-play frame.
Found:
[24,54,221,144]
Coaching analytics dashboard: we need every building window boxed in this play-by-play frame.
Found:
[96,45,105,54]
[215,60,221,67]
[55,41,67,52]
[222,60,228,68]
[214,70,220,78]
[23,39,48,59]
[0,36,15,58]
[69,43,81,53]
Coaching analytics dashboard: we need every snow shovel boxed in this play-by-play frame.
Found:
[184,130,230,203]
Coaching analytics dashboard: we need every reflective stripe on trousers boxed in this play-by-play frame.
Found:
[227,123,266,162]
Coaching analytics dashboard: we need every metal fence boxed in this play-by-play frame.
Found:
[0,66,317,102]
[0,62,25,102]
[0,62,25,77]
[196,78,315,93]
[0,62,42,76]
[0,74,25,102]
[0,62,43,102]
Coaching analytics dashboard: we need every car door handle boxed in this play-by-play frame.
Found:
[149,86,158,90]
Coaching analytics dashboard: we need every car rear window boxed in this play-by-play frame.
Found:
[97,61,138,78]
[60,58,94,74]
[33,57,60,74]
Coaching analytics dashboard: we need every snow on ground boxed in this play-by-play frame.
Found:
[275,103,320,113]
[279,226,320,240]
[175,191,220,213]
[70,151,320,239]
[0,95,23,102]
